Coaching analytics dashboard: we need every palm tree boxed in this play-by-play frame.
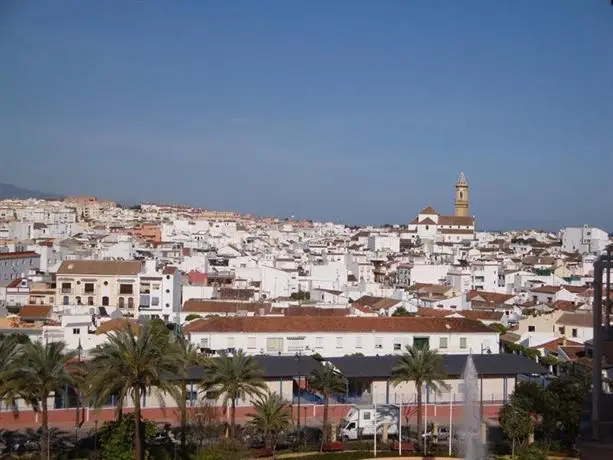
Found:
[392,345,450,450]
[1,340,80,460]
[87,322,184,460]
[308,363,347,446]
[173,332,206,456]
[246,392,291,456]
[0,335,19,405]
[202,350,266,440]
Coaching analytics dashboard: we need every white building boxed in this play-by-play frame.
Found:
[367,234,400,253]
[560,226,609,255]
[184,316,500,357]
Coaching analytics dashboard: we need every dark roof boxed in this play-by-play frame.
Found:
[183,355,323,380]
[327,353,546,379]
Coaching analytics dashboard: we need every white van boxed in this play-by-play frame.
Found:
[338,404,400,441]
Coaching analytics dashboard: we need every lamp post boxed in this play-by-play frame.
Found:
[75,339,83,446]
[295,351,302,444]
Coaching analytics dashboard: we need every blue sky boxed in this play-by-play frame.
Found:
[1,1,612,230]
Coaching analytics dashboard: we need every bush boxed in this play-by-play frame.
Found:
[97,414,157,460]
[516,444,547,460]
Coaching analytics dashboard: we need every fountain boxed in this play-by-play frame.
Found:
[460,354,486,460]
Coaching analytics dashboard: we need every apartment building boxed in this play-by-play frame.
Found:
[184,316,500,357]
[54,260,181,321]
[55,260,143,313]
[0,251,41,284]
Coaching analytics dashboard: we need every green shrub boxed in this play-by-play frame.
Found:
[98,414,157,460]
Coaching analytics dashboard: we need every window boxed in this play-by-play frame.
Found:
[266,338,283,353]
[572,328,578,338]
[558,326,565,335]
[413,337,430,350]
[119,284,133,295]
[247,337,256,349]
[163,315,169,322]
[118,297,125,308]
[375,337,383,349]
[102,296,109,306]
[76,296,82,305]
[439,337,448,349]
[61,282,71,293]
[151,297,160,306]
[84,283,94,294]
[87,296,94,306]
[72,328,80,335]
[355,336,363,349]
[63,296,69,305]
[528,326,536,332]
[336,337,343,349]
[200,337,209,349]
[460,337,467,349]
[363,412,371,421]
[315,337,323,349]
[393,337,403,351]
[128,297,134,309]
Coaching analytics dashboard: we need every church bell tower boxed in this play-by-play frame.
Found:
[454,172,469,217]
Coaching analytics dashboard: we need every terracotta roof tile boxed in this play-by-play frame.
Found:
[0,251,40,260]
[57,260,142,276]
[284,306,349,317]
[95,318,140,335]
[18,304,52,320]
[183,316,494,334]
[437,216,475,226]
[183,299,271,314]
[419,206,439,215]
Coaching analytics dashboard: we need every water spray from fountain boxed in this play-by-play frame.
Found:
[461,354,486,460]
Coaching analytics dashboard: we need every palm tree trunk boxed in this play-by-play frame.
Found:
[134,387,143,460]
[230,397,236,439]
[416,386,423,450]
[321,393,329,451]
[180,383,187,457]
[41,393,49,460]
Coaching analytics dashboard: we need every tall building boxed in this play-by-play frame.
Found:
[454,172,469,217]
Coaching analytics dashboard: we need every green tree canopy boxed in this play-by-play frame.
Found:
[499,404,533,458]
[87,323,184,460]
[202,350,266,439]
[392,345,449,449]
[246,392,291,453]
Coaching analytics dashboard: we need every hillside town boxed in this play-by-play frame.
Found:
[0,174,612,458]
[0,174,610,365]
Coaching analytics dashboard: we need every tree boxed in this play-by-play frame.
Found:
[1,341,80,460]
[308,363,347,446]
[185,314,202,322]
[202,350,266,440]
[290,291,310,301]
[509,381,546,416]
[489,323,508,334]
[173,332,206,457]
[391,306,414,317]
[98,413,157,460]
[246,392,291,456]
[87,322,184,460]
[392,345,450,450]
[499,404,533,458]
[0,335,19,405]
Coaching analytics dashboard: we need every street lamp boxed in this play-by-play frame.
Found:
[75,339,83,446]
[295,351,302,443]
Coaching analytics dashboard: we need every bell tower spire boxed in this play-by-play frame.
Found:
[454,172,469,217]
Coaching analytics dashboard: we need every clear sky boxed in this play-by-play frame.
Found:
[1,1,612,231]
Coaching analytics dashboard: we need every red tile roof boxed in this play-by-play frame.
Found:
[6,278,24,288]
[18,304,52,320]
[95,318,140,335]
[57,260,142,276]
[183,299,271,315]
[419,206,439,215]
[0,251,40,260]
[284,306,349,317]
[187,270,207,285]
[162,266,178,275]
[183,316,494,334]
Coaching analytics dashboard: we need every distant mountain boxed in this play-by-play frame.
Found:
[0,183,61,200]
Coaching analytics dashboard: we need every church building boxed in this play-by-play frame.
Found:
[407,172,476,243]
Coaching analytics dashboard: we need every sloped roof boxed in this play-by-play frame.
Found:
[419,206,439,215]
[18,304,52,320]
[57,260,142,276]
[183,316,494,334]
[328,354,546,379]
